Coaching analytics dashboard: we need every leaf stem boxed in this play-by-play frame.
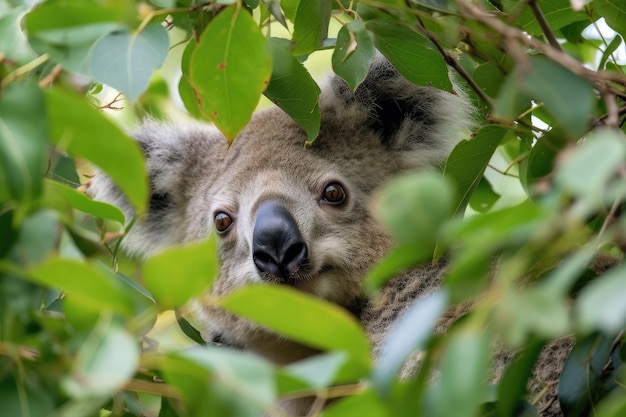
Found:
[1,54,49,88]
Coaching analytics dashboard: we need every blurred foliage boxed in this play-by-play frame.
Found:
[1,0,626,416]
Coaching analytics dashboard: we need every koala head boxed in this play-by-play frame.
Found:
[89,58,474,363]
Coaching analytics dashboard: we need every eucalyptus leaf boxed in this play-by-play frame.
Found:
[291,0,332,55]
[189,5,272,141]
[332,20,376,91]
[90,24,169,103]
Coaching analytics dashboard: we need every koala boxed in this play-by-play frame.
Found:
[89,58,573,416]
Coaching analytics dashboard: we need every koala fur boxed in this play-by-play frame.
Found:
[89,58,571,415]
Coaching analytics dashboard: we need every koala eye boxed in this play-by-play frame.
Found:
[321,182,346,205]
[214,212,233,233]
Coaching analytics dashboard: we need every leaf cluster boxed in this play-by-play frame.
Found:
[2,0,626,416]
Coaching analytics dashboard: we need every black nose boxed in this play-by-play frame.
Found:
[252,201,308,281]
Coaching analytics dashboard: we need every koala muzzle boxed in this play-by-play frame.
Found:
[252,201,308,282]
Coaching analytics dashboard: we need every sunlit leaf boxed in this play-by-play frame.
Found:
[90,24,169,103]
[63,315,139,398]
[220,285,371,364]
[43,179,125,223]
[143,237,218,311]
[189,5,271,141]
[576,264,626,334]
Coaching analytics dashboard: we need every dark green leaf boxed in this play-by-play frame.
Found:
[45,88,148,213]
[332,20,376,91]
[364,16,451,90]
[469,177,500,213]
[9,210,59,265]
[264,38,321,142]
[90,24,169,103]
[599,36,623,70]
[595,0,626,39]
[558,333,614,417]
[24,0,132,31]
[175,309,206,345]
[444,126,507,217]
[189,5,272,141]
[496,341,544,417]
[0,83,48,220]
[291,0,332,55]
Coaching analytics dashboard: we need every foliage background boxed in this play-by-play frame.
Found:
[1,0,626,416]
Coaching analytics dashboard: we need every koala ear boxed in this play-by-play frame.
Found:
[326,57,475,167]
[88,121,226,257]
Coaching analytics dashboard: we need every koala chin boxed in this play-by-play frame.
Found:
[89,58,474,363]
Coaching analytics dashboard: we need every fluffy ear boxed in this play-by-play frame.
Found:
[88,121,226,257]
[325,57,475,167]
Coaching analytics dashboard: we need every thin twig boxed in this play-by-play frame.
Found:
[528,0,562,51]
[415,17,493,106]
[1,54,49,88]
[38,64,63,88]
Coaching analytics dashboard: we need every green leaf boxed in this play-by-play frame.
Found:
[555,128,626,203]
[45,88,148,213]
[284,351,350,389]
[595,0,626,40]
[372,291,448,397]
[558,333,615,417]
[291,0,332,55]
[332,20,376,91]
[321,388,388,417]
[373,172,454,248]
[29,22,123,76]
[576,264,626,334]
[220,285,371,364]
[24,0,132,32]
[162,347,276,416]
[0,6,37,65]
[178,40,204,119]
[43,179,125,223]
[496,55,594,138]
[444,126,507,217]
[175,310,206,345]
[90,24,169,103]
[189,5,272,141]
[63,314,139,398]
[430,328,490,417]
[0,83,48,220]
[9,210,59,265]
[26,259,135,316]
[599,35,623,70]
[143,237,218,311]
[469,177,500,213]
[264,38,321,142]
[364,17,451,90]
[496,341,544,417]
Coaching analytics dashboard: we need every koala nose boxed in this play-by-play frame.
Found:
[252,201,308,282]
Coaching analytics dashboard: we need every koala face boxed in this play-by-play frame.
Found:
[89,58,474,363]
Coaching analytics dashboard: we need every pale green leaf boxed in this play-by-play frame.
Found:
[189,5,272,141]
[372,291,448,396]
[143,237,218,311]
[576,264,626,334]
[45,88,148,213]
[90,24,169,103]
[63,315,139,398]
[431,328,490,417]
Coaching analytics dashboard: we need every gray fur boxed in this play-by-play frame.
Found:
[89,58,568,416]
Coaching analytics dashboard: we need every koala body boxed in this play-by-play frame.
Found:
[90,58,474,365]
